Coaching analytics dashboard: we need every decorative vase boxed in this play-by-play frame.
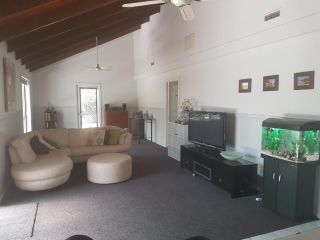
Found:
[179,111,189,124]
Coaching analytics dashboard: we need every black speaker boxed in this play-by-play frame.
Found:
[185,237,210,240]
[65,235,93,240]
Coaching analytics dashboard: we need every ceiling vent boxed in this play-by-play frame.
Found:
[264,10,280,22]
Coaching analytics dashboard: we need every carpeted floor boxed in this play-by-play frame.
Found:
[0,202,38,240]
[1,140,296,240]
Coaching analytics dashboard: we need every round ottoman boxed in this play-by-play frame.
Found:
[87,153,132,184]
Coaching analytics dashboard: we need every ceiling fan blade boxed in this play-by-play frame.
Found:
[100,66,112,71]
[179,4,195,21]
[122,0,166,7]
[86,66,112,71]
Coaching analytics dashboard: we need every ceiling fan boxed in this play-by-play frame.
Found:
[87,37,112,71]
[122,0,200,21]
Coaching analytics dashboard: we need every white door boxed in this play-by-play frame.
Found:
[21,77,32,133]
[168,81,179,123]
[166,80,180,158]
[77,84,101,128]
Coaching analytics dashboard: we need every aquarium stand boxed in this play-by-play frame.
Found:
[180,144,257,198]
[262,154,319,221]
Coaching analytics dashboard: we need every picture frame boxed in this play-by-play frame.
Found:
[294,71,314,90]
[3,58,16,112]
[263,75,279,91]
[239,79,252,93]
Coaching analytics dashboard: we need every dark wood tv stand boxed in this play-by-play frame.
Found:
[180,144,258,198]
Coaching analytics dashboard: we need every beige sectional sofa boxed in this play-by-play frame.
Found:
[9,126,132,191]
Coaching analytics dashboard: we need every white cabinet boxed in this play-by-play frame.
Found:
[167,122,189,161]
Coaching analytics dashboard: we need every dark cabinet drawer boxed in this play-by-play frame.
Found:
[181,145,257,198]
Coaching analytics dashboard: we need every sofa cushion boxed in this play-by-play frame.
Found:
[10,133,37,164]
[37,133,57,150]
[8,146,22,164]
[119,133,126,145]
[124,133,132,145]
[90,129,105,146]
[107,130,122,145]
[11,153,73,181]
[70,144,131,157]
[30,135,49,155]
[43,137,60,149]
[37,128,69,147]
[14,172,71,191]
[105,125,122,131]
[68,128,92,147]
[103,130,109,145]
[49,147,71,156]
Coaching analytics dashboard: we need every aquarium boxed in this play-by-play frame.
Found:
[261,118,320,163]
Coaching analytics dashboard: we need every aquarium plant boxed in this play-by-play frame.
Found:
[262,128,320,162]
[262,118,320,162]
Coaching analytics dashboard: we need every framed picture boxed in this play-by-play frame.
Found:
[3,58,16,112]
[263,75,279,91]
[294,71,314,90]
[239,79,252,93]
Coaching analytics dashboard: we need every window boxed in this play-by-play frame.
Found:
[21,76,32,133]
[77,84,101,128]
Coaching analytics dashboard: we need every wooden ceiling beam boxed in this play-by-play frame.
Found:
[25,17,148,68]
[0,0,123,41]
[17,9,159,60]
[0,0,56,19]
[6,1,124,51]
[27,25,142,71]
[9,5,158,53]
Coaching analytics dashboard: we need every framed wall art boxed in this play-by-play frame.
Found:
[3,58,16,112]
[294,71,314,90]
[239,78,252,93]
[263,75,279,91]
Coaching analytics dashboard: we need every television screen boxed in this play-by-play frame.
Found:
[188,111,226,151]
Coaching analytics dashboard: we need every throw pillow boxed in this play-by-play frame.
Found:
[37,133,57,150]
[30,135,49,155]
[90,129,105,146]
[104,130,109,145]
[107,130,122,145]
[42,137,60,149]
[119,133,127,145]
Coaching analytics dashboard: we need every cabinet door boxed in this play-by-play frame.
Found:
[211,161,231,190]
[263,157,278,211]
[180,147,194,171]
[277,161,298,220]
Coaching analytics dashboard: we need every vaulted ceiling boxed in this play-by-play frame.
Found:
[0,0,161,71]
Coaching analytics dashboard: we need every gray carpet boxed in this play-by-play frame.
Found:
[0,202,37,240]
[1,140,296,240]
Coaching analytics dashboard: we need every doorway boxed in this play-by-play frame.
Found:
[77,84,101,128]
[166,80,179,148]
[21,76,32,133]
[168,81,179,123]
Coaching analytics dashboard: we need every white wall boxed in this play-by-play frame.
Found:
[32,34,137,129]
[0,42,32,201]
[134,0,320,215]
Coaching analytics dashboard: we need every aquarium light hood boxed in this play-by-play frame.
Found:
[262,118,320,131]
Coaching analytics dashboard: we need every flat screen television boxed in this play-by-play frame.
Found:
[188,111,226,151]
